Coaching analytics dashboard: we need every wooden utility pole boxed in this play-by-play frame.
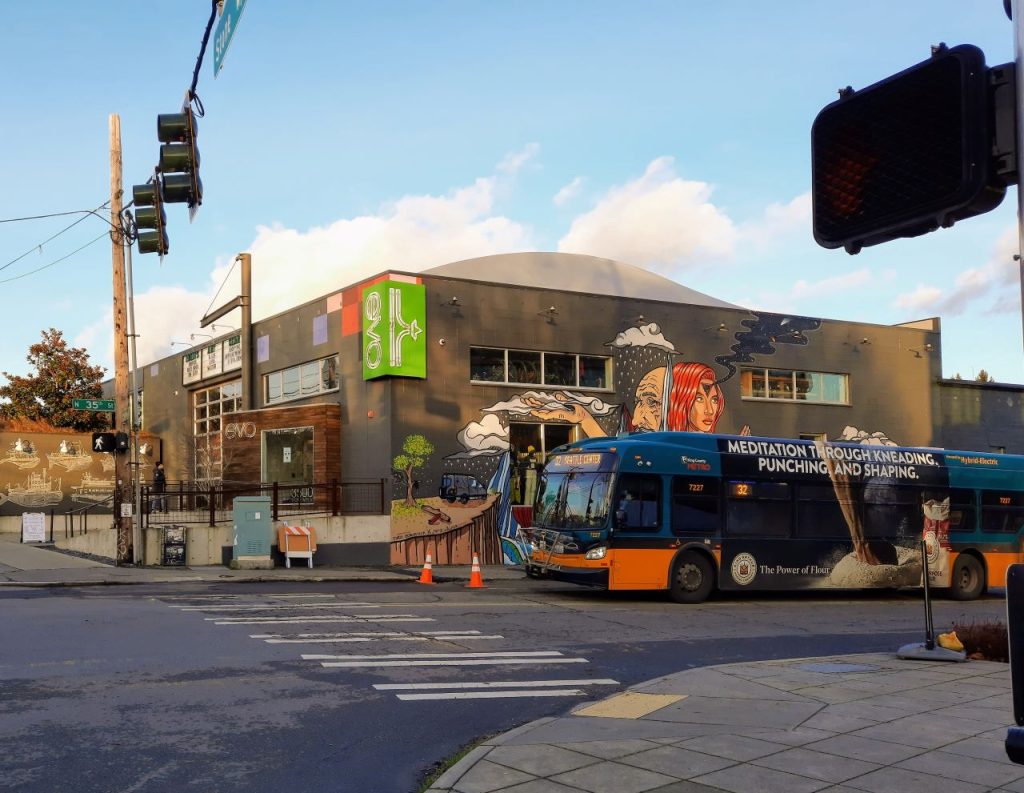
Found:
[110,114,132,564]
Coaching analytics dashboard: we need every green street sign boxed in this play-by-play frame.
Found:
[362,280,426,380]
[72,399,115,412]
[214,0,248,77]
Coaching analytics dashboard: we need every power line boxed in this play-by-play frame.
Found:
[0,232,108,285]
[203,256,239,318]
[0,200,112,274]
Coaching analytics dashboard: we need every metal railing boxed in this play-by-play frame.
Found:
[142,478,388,527]
[63,493,116,538]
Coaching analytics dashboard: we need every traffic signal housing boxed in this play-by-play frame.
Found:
[812,44,1014,254]
[157,108,202,211]
[92,433,116,453]
[132,179,168,256]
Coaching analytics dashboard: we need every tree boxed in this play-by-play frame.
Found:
[0,328,108,432]
[393,434,434,507]
[976,369,994,383]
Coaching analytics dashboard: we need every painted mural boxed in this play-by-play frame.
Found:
[387,311,903,567]
[0,432,121,515]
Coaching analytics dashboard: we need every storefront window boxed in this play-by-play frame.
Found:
[192,379,240,482]
[544,353,575,386]
[262,426,315,503]
[508,422,576,505]
[741,367,848,405]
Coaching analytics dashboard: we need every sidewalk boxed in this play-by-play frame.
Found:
[427,653,1022,793]
[0,534,520,587]
[2,539,1021,792]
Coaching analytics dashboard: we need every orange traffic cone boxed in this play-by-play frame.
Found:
[417,551,435,585]
[465,552,487,588]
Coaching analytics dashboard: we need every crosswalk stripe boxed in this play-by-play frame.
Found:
[374,679,619,690]
[302,650,565,660]
[159,594,338,601]
[210,615,434,625]
[250,630,484,639]
[178,610,382,614]
[260,635,503,643]
[396,689,585,700]
[320,658,588,668]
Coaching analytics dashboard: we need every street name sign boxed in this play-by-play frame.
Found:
[214,0,248,77]
[73,399,115,412]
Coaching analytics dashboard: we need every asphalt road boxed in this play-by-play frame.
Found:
[0,579,1007,793]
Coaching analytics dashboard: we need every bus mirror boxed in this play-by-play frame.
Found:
[614,509,626,530]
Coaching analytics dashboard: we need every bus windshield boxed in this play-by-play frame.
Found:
[534,468,614,530]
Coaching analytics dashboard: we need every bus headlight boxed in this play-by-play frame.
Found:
[585,546,608,560]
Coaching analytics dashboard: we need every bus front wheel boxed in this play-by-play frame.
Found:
[949,554,985,601]
[669,552,713,604]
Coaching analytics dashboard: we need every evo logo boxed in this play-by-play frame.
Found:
[362,280,427,380]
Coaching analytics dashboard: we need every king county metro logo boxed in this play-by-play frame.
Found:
[730,552,757,586]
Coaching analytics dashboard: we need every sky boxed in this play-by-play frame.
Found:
[1,1,1022,385]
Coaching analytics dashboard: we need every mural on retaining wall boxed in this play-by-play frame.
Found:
[388,312,904,566]
[0,432,153,515]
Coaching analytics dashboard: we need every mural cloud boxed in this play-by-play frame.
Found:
[606,322,677,353]
[447,414,510,459]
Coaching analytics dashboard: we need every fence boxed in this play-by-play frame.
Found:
[62,494,115,539]
[142,479,388,527]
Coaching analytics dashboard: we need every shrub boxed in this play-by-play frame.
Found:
[951,619,1009,662]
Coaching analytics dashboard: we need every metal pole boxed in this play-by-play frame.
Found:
[921,538,935,650]
[124,226,144,564]
[1014,0,1024,349]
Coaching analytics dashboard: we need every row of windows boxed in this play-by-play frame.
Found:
[265,356,339,406]
[615,474,1024,538]
[740,368,849,404]
[471,347,611,389]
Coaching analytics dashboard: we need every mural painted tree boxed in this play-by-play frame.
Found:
[393,434,434,507]
[0,329,108,432]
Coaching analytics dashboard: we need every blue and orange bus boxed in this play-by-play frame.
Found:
[523,432,1024,602]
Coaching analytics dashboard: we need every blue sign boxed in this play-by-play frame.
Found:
[213,0,248,77]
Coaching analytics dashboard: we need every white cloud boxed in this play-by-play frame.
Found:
[739,192,811,248]
[894,225,1018,316]
[553,176,583,207]
[557,156,736,272]
[790,268,872,299]
[81,151,538,370]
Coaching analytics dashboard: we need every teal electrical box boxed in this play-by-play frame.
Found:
[232,496,273,563]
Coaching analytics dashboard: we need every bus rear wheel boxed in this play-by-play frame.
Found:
[949,554,985,601]
[669,552,713,604]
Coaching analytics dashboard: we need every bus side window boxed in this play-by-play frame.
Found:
[949,488,976,533]
[616,473,661,532]
[795,484,849,538]
[981,491,1024,533]
[671,477,719,536]
[725,481,791,538]
[863,483,922,541]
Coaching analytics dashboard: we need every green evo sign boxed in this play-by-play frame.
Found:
[362,280,426,379]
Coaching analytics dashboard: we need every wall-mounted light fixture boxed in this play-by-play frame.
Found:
[860,337,871,345]
[446,296,460,307]
[209,323,234,332]
[190,332,213,342]
[704,323,728,333]
[910,343,935,358]
[539,305,558,322]
[170,340,191,348]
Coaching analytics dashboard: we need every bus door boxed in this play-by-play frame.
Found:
[719,480,798,591]
[609,473,666,588]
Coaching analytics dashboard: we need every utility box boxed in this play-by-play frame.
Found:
[231,496,273,570]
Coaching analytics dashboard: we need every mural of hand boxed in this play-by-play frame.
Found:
[523,392,607,438]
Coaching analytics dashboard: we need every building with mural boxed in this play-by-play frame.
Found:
[67,252,1024,565]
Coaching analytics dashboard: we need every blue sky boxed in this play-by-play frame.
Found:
[1,1,1020,384]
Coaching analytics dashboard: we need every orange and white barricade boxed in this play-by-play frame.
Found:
[277,525,317,568]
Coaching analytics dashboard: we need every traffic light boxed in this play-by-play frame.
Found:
[115,432,130,453]
[92,433,116,453]
[157,108,202,210]
[812,44,1013,254]
[132,179,168,256]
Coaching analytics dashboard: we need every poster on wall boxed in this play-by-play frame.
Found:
[362,280,426,380]
[182,351,201,385]
[202,344,223,379]
[223,334,242,372]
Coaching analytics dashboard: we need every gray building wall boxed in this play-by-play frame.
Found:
[937,379,1024,454]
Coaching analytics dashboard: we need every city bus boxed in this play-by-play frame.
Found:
[522,432,1024,603]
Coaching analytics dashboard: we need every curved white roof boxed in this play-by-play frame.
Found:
[423,252,740,309]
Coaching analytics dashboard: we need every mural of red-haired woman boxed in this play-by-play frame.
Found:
[665,361,724,433]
